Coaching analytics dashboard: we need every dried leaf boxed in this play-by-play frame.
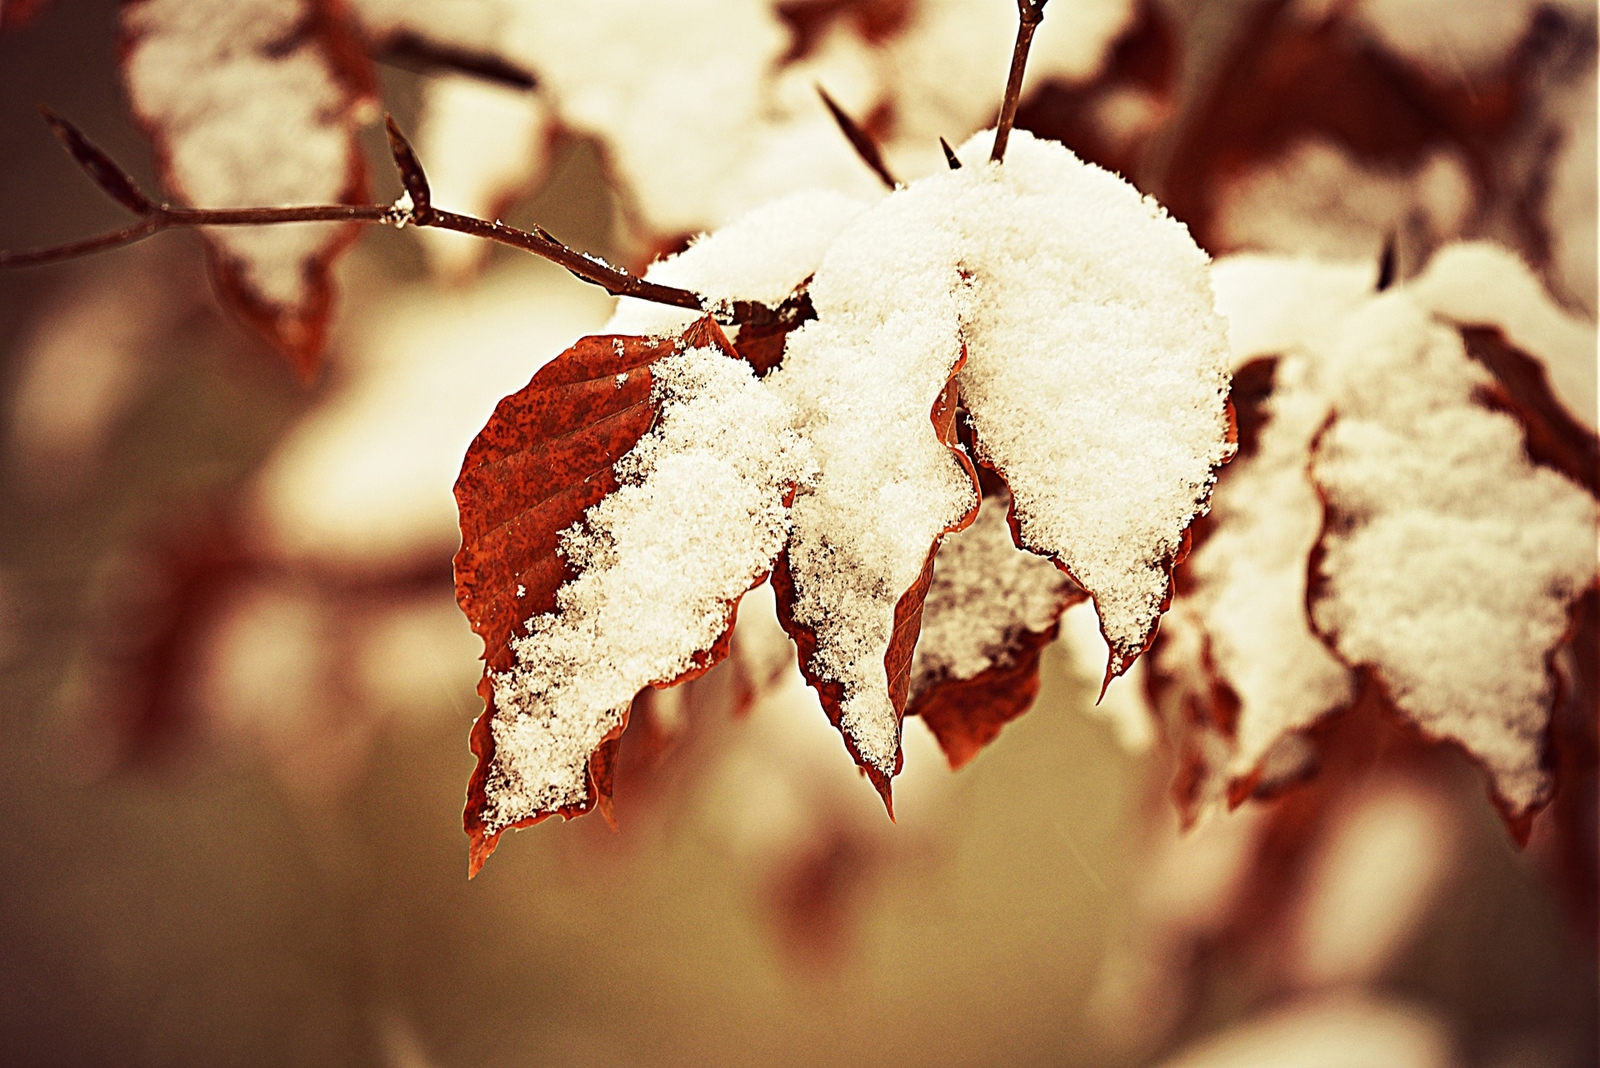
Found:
[454,318,811,873]
[121,0,377,377]
[908,489,1085,769]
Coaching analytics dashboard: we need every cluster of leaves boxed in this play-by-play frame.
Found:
[1151,244,1598,839]
[2,0,1594,891]
[452,128,1235,872]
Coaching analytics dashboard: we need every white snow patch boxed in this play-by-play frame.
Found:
[768,171,978,775]
[1409,240,1598,431]
[912,491,1078,690]
[606,189,869,337]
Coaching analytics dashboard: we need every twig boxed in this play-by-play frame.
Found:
[939,136,962,170]
[2,113,810,331]
[1376,230,1397,291]
[374,32,538,91]
[990,0,1048,164]
[816,85,897,190]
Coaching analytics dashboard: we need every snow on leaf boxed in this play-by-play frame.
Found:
[606,188,869,340]
[1407,240,1598,433]
[948,129,1235,681]
[454,318,812,873]
[908,488,1085,769]
[1151,256,1371,818]
[764,171,981,804]
[121,0,375,378]
[1306,293,1597,825]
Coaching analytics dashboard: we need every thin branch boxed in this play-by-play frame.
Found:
[374,32,538,91]
[939,136,962,170]
[2,113,812,331]
[990,0,1048,164]
[816,85,897,190]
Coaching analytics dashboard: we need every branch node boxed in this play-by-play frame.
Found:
[40,106,156,217]
[384,115,433,221]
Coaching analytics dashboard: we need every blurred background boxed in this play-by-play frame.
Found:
[0,1,1595,1066]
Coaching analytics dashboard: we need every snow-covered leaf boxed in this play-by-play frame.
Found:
[948,129,1234,681]
[1306,293,1597,828]
[454,318,812,873]
[1160,246,1598,832]
[121,0,376,377]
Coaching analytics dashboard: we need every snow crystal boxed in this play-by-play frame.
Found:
[948,129,1234,672]
[1310,295,1597,814]
[911,492,1078,689]
[483,342,812,827]
[606,189,869,337]
[1409,241,1598,431]
[123,0,361,306]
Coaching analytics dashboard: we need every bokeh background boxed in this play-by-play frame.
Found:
[0,2,1595,1066]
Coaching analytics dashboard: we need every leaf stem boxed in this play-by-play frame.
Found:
[990,0,1048,164]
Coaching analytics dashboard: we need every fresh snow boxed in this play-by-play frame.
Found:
[1408,241,1598,431]
[606,190,870,337]
[1175,247,1597,817]
[1309,294,1596,815]
[768,173,977,775]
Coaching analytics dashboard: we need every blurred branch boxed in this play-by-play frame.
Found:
[1,113,812,331]
[991,0,1049,164]
[817,85,897,189]
[373,32,538,91]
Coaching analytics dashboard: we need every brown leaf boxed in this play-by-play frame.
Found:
[455,318,806,873]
